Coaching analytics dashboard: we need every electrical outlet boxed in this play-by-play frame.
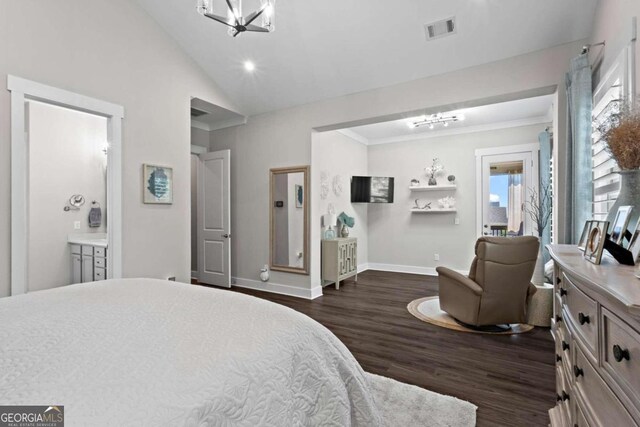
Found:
[434,254,440,261]
[73,221,81,230]
[454,217,460,225]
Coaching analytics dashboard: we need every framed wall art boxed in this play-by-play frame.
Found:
[143,164,173,204]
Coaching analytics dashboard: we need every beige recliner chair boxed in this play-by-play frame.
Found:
[436,236,539,329]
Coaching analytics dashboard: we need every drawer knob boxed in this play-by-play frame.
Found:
[573,365,584,378]
[578,312,590,325]
[561,391,570,401]
[559,288,567,296]
[613,344,630,362]
[555,315,562,322]
[562,341,570,351]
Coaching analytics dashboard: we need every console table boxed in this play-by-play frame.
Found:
[548,244,640,427]
[321,238,357,289]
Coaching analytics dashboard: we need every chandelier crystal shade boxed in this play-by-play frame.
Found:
[197,0,275,37]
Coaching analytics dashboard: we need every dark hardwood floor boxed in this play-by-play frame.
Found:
[198,270,555,426]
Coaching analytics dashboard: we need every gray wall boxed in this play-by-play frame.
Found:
[0,0,239,297]
[590,0,640,92]
[367,124,547,272]
[28,101,108,291]
[210,41,582,294]
[312,131,369,267]
[191,126,211,149]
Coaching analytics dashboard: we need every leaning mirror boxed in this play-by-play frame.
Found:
[270,166,310,275]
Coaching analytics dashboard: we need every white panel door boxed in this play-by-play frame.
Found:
[197,150,231,287]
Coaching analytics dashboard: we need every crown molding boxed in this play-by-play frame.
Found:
[191,119,211,131]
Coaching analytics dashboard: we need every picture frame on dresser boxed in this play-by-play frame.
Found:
[609,205,633,245]
[627,217,640,262]
[577,221,591,252]
[583,220,609,264]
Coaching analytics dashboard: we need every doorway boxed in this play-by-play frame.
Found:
[8,76,123,296]
[476,144,539,238]
[190,97,244,287]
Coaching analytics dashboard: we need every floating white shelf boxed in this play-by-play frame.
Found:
[409,184,457,192]
[411,208,457,213]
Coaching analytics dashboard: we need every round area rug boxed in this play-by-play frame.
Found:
[407,296,534,335]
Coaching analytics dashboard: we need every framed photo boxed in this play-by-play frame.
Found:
[584,220,609,264]
[627,217,640,263]
[609,205,633,245]
[143,164,173,204]
[577,221,591,252]
[295,184,303,208]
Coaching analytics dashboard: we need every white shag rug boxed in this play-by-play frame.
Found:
[367,373,477,427]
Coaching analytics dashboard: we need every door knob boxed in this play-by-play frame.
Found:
[222,233,230,238]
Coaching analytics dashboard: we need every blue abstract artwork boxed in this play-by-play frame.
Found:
[143,164,173,204]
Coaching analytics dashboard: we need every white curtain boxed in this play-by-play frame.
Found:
[508,172,523,233]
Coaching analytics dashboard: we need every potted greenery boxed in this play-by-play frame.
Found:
[599,105,640,227]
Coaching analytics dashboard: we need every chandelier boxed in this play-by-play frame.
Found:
[197,0,275,37]
[408,113,465,129]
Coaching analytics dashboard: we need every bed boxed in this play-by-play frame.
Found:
[0,279,476,426]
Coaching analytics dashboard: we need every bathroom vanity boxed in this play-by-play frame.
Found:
[68,234,108,284]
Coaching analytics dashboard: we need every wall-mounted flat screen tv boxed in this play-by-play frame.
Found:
[351,176,395,203]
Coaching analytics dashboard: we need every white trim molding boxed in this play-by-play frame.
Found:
[232,277,323,300]
[8,75,124,295]
[364,263,467,276]
[190,144,208,155]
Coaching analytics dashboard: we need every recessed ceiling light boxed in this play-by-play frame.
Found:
[244,61,255,72]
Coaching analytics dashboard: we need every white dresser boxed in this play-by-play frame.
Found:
[548,245,640,427]
[321,238,358,289]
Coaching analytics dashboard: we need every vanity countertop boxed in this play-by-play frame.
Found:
[67,233,108,248]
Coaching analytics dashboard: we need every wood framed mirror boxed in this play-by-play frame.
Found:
[270,166,310,275]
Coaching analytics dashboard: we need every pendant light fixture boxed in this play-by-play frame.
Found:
[197,0,275,37]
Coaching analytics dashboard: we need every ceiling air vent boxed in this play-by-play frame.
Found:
[424,17,456,41]
[190,107,209,117]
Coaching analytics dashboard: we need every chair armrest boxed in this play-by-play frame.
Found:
[436,267,483,296]
[527,283,538,296]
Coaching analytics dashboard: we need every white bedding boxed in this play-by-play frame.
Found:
[0,279,382,426]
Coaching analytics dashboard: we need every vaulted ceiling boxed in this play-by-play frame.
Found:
[135,0,598,116]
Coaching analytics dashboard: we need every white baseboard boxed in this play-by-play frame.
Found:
[363,263,467,276]
[232,277,323,300]
[191,270,198,280]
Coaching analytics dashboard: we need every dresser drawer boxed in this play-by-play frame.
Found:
[556,365,572,424]
[94,268,106,281]
[95,247,107,258]
[602,308,640,415]
[81,245,94,256]
[558,308,573,380]
[574,392,591,427]
[574,344,637,427]
[94,256,106,268]
[563,272,598,360]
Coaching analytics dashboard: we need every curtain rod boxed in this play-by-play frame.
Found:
[581,41,605,54]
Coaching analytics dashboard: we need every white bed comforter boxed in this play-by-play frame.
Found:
[0,279,382,426]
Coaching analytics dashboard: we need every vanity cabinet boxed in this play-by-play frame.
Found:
[548,245,640,427]
[71,244,107,284]
[321,238,357,289]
